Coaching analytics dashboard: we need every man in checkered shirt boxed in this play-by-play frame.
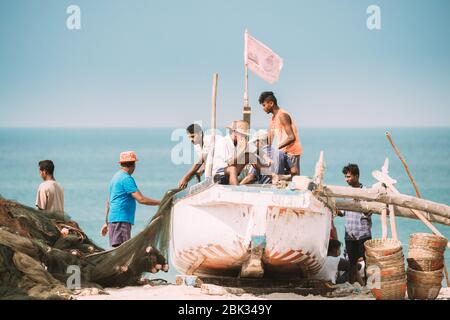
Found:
[337,163,372,285]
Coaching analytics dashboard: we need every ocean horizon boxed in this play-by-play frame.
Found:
[1,127,449,284]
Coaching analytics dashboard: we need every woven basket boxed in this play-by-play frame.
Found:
[366,262,406,282]
[367,255,405,268]
[409,233,448,254]
[365,239,403,258]
[366,250,404,264]
[408,247,443,260]
[407,267,444,285]
[407,257,444,272]
[407,282,442,300]
[371,278,407,300]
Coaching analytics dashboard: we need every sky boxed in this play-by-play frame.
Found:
[0,0,449,128]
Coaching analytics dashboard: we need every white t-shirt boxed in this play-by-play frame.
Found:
[210,135,236,176]
[312,256,340,284]
[35,180,65,212]
[194,134,214,161]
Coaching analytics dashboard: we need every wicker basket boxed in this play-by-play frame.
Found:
[371,278,407,300]
[407,282,442,300]
[408,247,443,260]
[367,255,405,268]
[366,250,404,264]
[407,257,444,272]
[365,239,403,258]
[409,233,448,255]
[407,267,444,285]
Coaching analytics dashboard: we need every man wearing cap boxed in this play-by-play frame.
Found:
[212,120,261,185]
[101,151,161,247]
[240,129,287,185]
[259,91,303,176]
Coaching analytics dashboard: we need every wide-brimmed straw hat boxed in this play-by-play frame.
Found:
[119,151,139,163]
[249,129,269,143]
[226,120,250,136]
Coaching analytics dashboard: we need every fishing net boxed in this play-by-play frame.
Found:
[0,189,180,300]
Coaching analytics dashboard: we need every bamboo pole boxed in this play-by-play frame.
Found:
[243,30,251,126]
[386,132,422,198]
[320,185,450,218]
[381,207,388,239]
[384,134,450,285]
[334,200,450,226]
[388,204,398,240]
[207,73,218,178]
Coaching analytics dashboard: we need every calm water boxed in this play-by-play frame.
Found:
[1,128,449,283]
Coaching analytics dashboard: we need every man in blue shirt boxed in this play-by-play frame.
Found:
[337,163,372,285]
[101,151,160,247]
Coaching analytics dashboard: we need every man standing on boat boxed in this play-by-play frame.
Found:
[178,123,216,189]
[337,163,372,285]
[259,91,303,176]
[101,151,161,247]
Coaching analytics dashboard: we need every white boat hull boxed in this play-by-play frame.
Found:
[170,183,332,278]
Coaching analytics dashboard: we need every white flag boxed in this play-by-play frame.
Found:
[245,31,284,84]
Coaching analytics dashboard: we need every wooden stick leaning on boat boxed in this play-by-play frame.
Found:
[320,185,450,219]
[385,132,450,285]
[334,200,450,226]
[386,132,422,199]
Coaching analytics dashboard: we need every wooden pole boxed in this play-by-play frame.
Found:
[334,200,450,226]
[243,30,251,126]
[386,132,422,198]
[320,185,450,218]
[207,73,218,178]
[381,207,388,239]
[388,204,398,240]
[385,132,450,285]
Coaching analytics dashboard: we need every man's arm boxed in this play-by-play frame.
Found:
[36,188,47,210]
[131,190,161,206]
[277,113,296,150]
[101,200,109,236]
[178,158,204,189]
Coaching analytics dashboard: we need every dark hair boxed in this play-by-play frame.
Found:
[258,91,277,105]
[38,160,55,176]
[121,161,136,168]
[328,239,342,255]
[342,163,359,176]
[186,123,203,135]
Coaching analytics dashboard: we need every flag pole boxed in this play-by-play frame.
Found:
[243,29,251,127]
[207,73,218,178]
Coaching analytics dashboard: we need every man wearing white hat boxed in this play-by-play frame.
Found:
[101,151,160,247]
[212,120,258,185]
[240,129,287,185]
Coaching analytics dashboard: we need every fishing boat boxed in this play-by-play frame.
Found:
[169,178,333,278]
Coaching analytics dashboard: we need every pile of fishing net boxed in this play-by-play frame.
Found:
[0,190,178,300]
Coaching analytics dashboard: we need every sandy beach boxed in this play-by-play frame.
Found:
[76,284,450,300]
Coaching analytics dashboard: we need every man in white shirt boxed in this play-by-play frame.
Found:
[178,123,218,189]
[36,160,64,212]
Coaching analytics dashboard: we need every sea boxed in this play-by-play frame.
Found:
[0,127,449,284]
